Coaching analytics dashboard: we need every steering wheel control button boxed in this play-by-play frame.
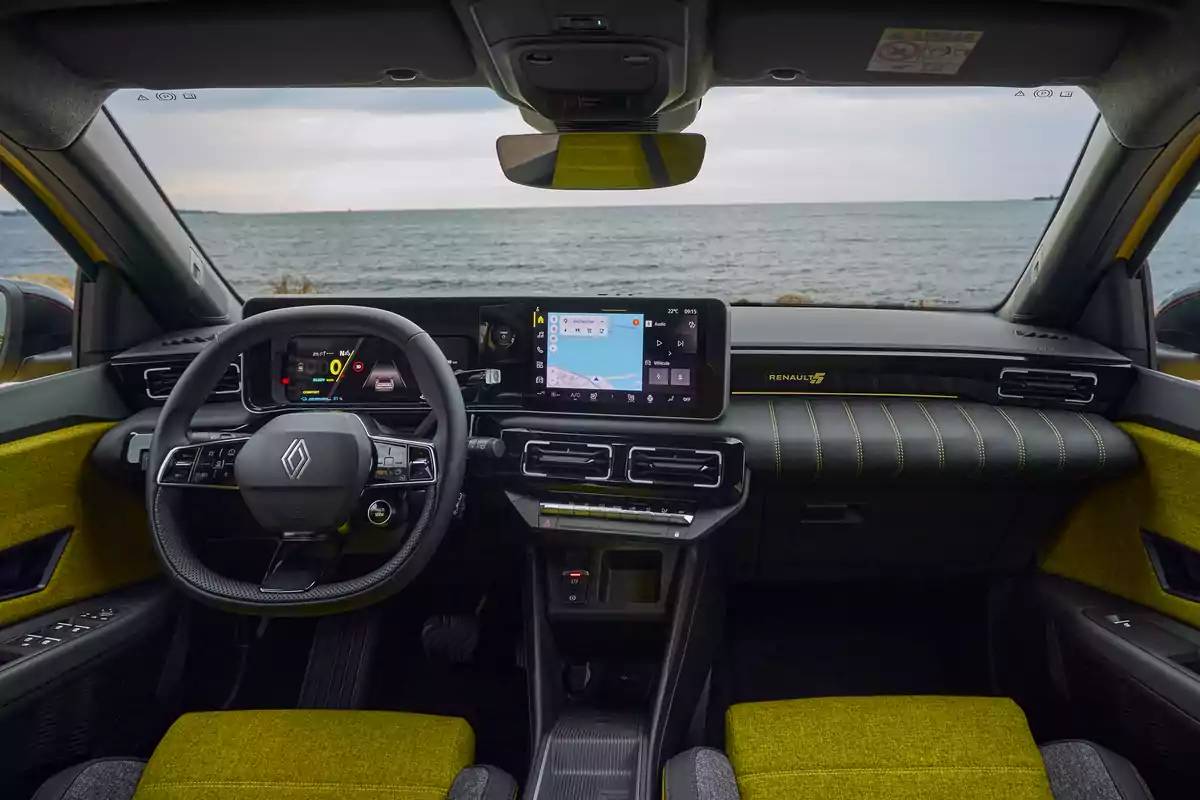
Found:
[367,500,394,527]
[371,442,409,483]
[159,438,250,488]
[368,440,437,486]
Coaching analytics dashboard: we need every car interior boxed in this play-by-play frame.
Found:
[4,1,1200,799]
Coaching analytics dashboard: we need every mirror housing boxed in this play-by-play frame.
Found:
[0,278,74,383]
[497,132,705,190]
[1156,285,1200,355]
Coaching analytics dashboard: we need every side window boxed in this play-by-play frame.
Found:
[0,186,77,382]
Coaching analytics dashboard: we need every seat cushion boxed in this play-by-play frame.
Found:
[1041,741,1154,800]
[131,710,474,800]
[32,759,146,800]
[724,696,1053,800]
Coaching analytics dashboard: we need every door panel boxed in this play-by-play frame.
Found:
[1041,421,1200,628]
[0,420,157,626]
[1036,368,1200,800]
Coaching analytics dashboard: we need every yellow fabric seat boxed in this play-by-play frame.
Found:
[724,696,1052,800]
[132,710,475,800]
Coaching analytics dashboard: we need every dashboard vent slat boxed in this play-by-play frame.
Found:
[144,362,242,401]
[522,440,613,481]
[997,368,1097,405]
[627,447,722,487]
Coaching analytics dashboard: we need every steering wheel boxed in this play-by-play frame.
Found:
[145,306,468,615]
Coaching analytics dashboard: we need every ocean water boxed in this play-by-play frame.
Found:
[3,201,1200,306]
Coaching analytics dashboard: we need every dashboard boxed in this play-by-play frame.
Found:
[243,297,731,420]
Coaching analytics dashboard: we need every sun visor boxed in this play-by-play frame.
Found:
[713,5,1132,86]
[31,6,477,88]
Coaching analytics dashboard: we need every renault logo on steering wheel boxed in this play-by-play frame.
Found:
[281,438,311,480]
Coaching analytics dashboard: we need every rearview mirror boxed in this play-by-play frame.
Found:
[496,132,705,190]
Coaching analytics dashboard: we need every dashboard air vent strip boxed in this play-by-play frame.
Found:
[626,446,722,488]
[997,368,1097,405]
[144,362,241,400]
[522,440,614,481]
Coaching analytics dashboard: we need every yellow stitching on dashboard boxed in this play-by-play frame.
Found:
[768,399,781,477]
[917,401,944,471]
[843,400,863,477]
[879,401,903,476]
[995,407,1026,471]
[1037,410,1066,470]
[806,400,822,478]
[1076,412,1107,471]
[957,404,986,471]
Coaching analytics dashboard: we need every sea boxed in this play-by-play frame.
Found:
[3,201,1199,306]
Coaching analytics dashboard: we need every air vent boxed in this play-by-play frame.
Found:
[522,440,613,481]
[627,447,722,487]
[144,362,241,400]
[997,368,1097,405]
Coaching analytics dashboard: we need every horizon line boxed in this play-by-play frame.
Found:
[175,196,1060,215]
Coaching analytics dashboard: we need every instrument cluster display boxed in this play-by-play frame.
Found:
[282,336,468,405]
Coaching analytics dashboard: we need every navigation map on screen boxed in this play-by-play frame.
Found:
[546,312,644,392]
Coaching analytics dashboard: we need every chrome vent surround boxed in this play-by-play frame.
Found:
[521,440,614,481]
[144,362,241,400]
[997,367,1097,405]
[626,446,722,487]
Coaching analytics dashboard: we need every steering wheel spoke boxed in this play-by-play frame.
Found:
[367,433,437,488]
[157,437,251,489]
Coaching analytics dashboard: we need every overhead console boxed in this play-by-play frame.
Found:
[456,0,704,128]
[241,296,729,420]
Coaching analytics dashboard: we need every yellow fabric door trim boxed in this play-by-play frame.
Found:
[1041,422,1200,628]
[133,710,475,800]
[726,696,1052,800]
[0,422,158,626]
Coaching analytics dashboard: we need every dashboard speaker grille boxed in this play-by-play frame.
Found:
[522,440,613,481]
[627,447,722,487]
[997,368,1097,405]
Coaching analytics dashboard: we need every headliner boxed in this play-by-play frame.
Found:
[0,0,1199,151]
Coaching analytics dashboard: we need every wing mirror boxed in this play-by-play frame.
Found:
[1156,286,1200,355]
[0,278,73,383]
[496,132,705,190]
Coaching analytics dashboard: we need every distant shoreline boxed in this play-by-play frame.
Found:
[171,198,1063,216]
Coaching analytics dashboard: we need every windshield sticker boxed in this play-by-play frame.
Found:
[867,28,983,75]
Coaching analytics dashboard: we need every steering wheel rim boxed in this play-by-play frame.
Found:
[146,305,468,616]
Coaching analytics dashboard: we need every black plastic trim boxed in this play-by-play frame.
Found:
[0,583,170,711]
[0,364,128,444]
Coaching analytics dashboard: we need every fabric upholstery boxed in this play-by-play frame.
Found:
[446,765,518,800]
[33,759,146,800]
[0,422,158,626]
[724,696,1053,800]
[664,747,741,800]
[1040,741,1154,800]
[131,710,475,800]
[1042,422,1200,629]
[664,736,1156,800]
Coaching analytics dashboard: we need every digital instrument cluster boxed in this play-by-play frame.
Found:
[282,336,468,405]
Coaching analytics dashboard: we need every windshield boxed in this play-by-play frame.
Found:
[100,86,1097,306]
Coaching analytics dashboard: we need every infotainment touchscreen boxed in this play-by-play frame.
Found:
[529,298,729,419]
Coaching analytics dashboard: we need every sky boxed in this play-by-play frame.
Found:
[1,86,1099,213]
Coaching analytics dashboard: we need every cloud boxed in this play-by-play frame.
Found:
[2,86,1098,212]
